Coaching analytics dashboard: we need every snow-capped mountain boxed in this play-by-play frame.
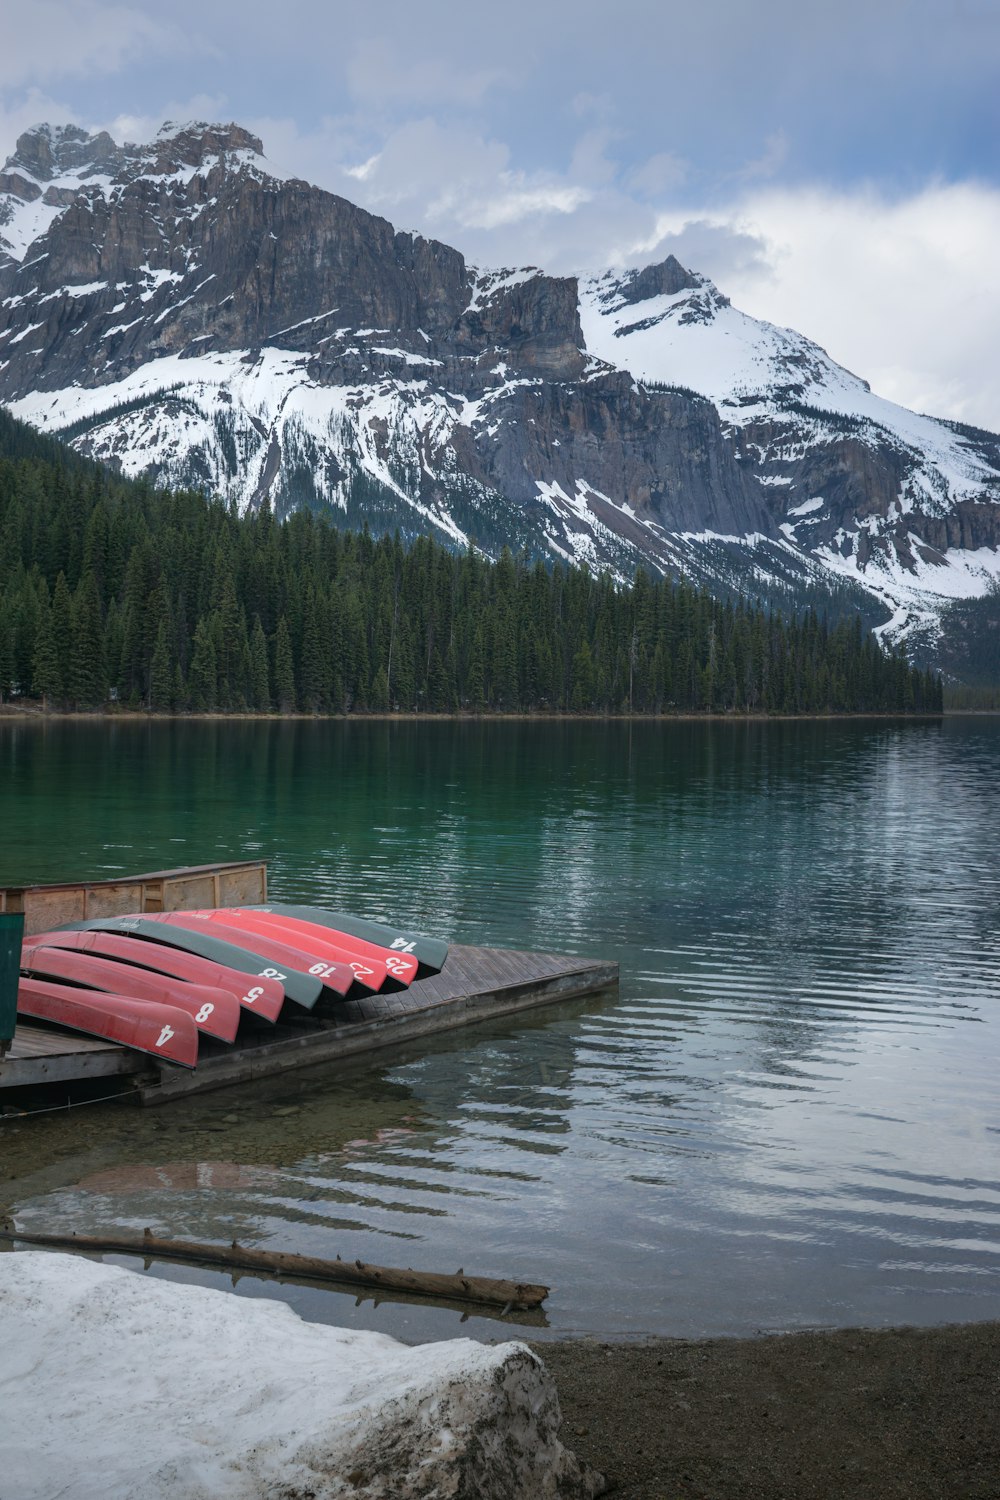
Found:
[2,120,999,666]
[582,260,1000,646]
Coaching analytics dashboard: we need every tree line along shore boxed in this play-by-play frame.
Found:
[0,408,942,717]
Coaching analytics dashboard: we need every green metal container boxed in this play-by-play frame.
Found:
[0,911,24,1051]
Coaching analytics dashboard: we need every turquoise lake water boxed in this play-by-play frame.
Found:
[2,716,999,1343]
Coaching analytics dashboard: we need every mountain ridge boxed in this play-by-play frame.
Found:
[2,118,999,672]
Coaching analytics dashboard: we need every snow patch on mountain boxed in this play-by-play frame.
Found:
[580,269,997,513]
[819,533,1000,619]
[9,349,476,545]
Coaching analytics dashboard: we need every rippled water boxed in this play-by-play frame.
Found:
[2,717,1000,1342]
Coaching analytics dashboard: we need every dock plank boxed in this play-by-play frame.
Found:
[1,1024,142,1087]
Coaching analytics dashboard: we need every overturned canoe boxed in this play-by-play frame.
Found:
[61,916,321,1013]
[141,912,360,997]
[28,929,285,1020]
[20,944,241,1042]
[17,977,198,1067]
[251,904,449,975]
[225,909,419,987]
[183,908,405,992]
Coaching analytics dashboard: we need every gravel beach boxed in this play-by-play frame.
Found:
[534,1321,1000,1499]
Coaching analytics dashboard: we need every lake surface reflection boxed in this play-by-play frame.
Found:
[3,717,999,1342]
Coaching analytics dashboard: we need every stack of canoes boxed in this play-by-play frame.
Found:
[15,905,450,1068]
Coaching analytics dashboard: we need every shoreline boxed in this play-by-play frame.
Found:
[0,704,953,724]
[533,1319,1000,1498]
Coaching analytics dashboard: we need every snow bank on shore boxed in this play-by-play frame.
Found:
[0,1252,603,1499]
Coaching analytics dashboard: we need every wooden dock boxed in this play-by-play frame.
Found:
[0,943,618,1106]
[1,1025,137,1089]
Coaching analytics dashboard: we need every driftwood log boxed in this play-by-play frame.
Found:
[0,1226,549,1311]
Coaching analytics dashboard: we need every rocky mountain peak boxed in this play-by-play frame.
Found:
[5,123,120,185]
[136,121,268,178]
[0,117,287,272]
[0,119,273,208]
[588,254,706,313]
[0,124,121,201]
[614,255,703,306]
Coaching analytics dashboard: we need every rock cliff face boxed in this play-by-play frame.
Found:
[0,120,772,579]
[3,119,1000,657]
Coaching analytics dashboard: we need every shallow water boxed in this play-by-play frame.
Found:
[2,716,999,1342]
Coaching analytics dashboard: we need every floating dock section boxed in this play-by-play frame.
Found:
[138,943,618,1104]
[0,863,618,1106]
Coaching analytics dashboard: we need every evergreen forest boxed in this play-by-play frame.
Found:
[0,409,942,717]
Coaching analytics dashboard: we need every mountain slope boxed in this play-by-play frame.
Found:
[581,260,1000,647]
[0,120,770,583]
[2,119,999,672]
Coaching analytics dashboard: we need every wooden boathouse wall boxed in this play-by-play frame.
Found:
[0,861,267,937]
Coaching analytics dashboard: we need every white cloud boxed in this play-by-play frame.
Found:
[0,3,188,87]
[441,179,592,232]
[626,151,688,198]
[699,182,1000,430]
[568,128,621,189]
[736,129,790,182]
[0,88,80,160]
[346,36,519,110]
[242,114,594,238]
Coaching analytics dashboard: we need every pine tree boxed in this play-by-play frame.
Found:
[299,588,330,712]
[0,620,13,702]
[369,666,390,711]
[188,618,218,710]
[51,571,74,691]
[68,569,106,707]
[273,617,296,713]
[571,639,597,710]
[149,620,173,711]
[249,617,271,710]
[31,596,62,708]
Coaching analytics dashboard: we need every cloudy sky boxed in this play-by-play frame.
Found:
[4,0,999,427]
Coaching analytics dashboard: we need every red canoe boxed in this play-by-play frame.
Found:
[228,909,420,986]
[17,977,198,1068]
[30,929,285,1023]
[140,912,361,996]
[20,944,241,1042]
[185,909,397,992]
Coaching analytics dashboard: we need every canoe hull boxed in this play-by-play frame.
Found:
[226,909,419,986]
[142,913,360,997]
[184,909,395,992]
[17,977,199,1068]
[20,945,240,1042]
[27,929,285,1020]
[249,903,449,975]
[59,917,319,1013]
